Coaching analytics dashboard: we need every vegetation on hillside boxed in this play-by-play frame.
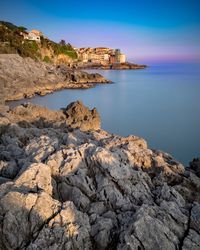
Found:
[51,41,77,59]
[0,21,77,61]
[43,55,51,63]
[40,37,78,60]
[0,21,18,30]
[0,23,40,59]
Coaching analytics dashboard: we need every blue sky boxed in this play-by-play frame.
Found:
[1,0,200,63]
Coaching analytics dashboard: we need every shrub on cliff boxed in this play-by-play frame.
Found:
[17,26,27,32]
[43,55,51,63]
[0,21,19,30]
[18,40,40,59]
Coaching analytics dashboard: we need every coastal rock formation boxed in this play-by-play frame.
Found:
[110,62,147,70]
[0,54,110,102]
[0,102,200,250]
[7,101,100,131]
[76,62,147,70]
[64,101,100,131]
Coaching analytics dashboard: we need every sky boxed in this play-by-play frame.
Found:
[1,0,200,63]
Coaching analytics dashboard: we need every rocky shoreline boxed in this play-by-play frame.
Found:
[0,100,200,249]
[76,62,147,70]
[0,54,111,102]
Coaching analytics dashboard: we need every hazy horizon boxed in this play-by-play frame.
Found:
[1,0,200,63]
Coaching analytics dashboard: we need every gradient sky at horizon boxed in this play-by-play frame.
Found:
[1,0,200,63]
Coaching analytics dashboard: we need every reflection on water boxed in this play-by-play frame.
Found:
[8,63,200,165]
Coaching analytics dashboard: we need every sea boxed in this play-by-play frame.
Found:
[8,62,200,166]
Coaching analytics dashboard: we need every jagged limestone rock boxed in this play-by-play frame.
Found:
[0,102,199,249]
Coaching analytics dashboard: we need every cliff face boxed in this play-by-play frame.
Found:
[0,101,199,250]
[0,54,110,102]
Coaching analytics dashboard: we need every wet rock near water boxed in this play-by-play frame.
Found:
[0,101,200,250]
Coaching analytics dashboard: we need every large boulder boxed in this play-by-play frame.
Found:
[64,100,100,131]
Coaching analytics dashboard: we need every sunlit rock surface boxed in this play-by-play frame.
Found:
[0,102,200,250]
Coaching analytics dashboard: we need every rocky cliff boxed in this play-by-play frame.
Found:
[0,101,199,250]
[0,54,110,102]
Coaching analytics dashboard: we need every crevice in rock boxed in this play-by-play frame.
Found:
[133,234,145,250]
[22,204,63,249]
[85,157,98,191]
[105,226,120,250]
[178,205,192,250]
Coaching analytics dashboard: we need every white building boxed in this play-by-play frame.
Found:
[27,32,41,42]
[104,54,110,61]
[23,29,42,43]
[82,53,88,63]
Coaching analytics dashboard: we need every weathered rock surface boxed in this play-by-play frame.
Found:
[0,102,200,250]
[64,100,100,131]
[4,101,100,131]
[0,54,110,102]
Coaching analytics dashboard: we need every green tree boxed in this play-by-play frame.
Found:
[17,26,27,32]
[59,39,66,46]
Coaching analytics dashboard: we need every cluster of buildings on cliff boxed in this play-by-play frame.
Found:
[20,28,127,65]
[74,47,126,64]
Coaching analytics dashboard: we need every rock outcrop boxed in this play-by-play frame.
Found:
[0,102,200,250]
[0,54,110,102]
[6,101,100,131]
[64,101,100,131]
[76,62,147,70]
[110,62,147,70]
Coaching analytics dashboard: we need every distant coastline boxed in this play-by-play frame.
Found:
[74,61,147,70]
[0,20,147,106]
[0,21,147,71]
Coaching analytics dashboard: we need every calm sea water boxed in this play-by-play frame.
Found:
[9,63,200,165]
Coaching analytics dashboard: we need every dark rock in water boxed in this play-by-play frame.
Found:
[0,101,200,250]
